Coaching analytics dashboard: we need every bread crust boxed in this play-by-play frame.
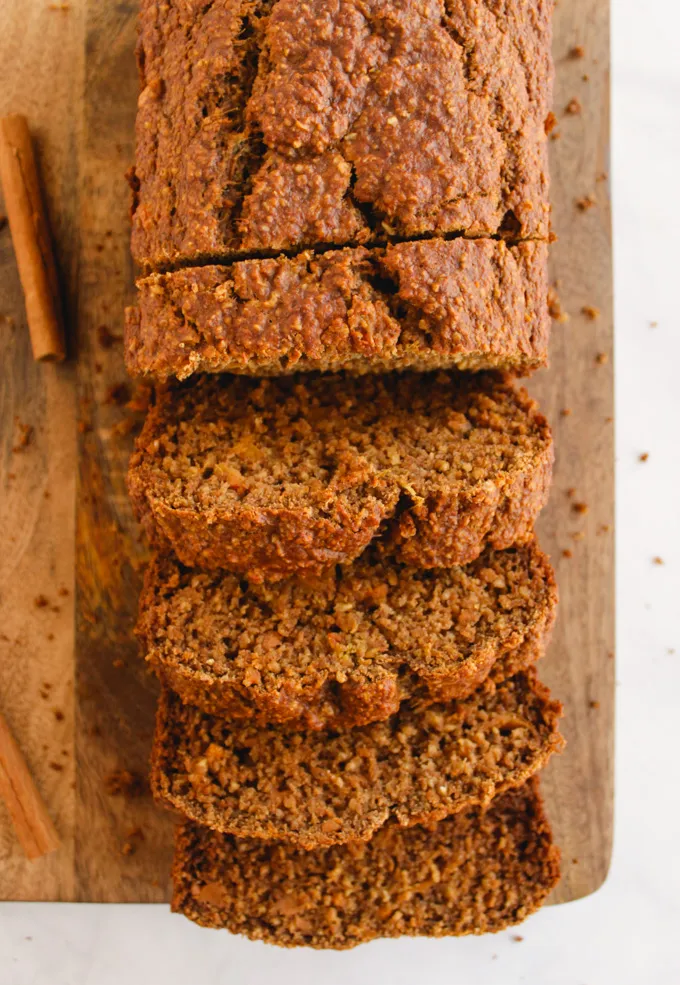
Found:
[125,240,549,382]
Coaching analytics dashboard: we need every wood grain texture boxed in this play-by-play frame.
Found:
[0,0,82,902]
[0,0,613,904]
[531,0,615,902]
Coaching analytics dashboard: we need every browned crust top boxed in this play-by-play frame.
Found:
[130,0,554,267]
[126,239,549,382]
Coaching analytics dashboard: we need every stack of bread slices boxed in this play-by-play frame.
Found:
[125,0,563,949]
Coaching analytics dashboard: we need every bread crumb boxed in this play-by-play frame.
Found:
[653,557,664,566]
[120,842,135,856]
[597,524,610,535]
[49,761,64,772]
[561,549,573,559]
[544,111,558,135]
[576,194,596,211]
[547,287,569,322]
[639,453,649,462]
[560,408,572,418]
[550,130,561,142]
[569,45,585,59]
[566,488,576,498]
[596,171,608,182]
[512,935,524,942]
[104,769,145,798]
[105,383,132,406]
[565,97,582,115]
[589,700,600,710]
[595,352,608,365]
[53,709,64,722]
[571,531,585,542]
[34,595,49,609]
[581,305,600,320]
[58,587,70,597]
[97,325,121,348]
[12,422,35,453]
[649,321,658,328]
[572,502,588,515]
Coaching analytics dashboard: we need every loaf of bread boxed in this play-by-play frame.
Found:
[126,240,549,382]
[172,778,560,947]
[129,0,553,269]
[128,371,553,581]
[151,671,564,848]
[138,541,557,729]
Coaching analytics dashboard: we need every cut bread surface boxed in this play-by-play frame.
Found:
[138,540,557,728]
[151,671,564,848]
[128,371,553,580]
[171,779,561,948]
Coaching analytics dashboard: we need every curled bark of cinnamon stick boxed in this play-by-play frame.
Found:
[0,709,60,860]
[0,114,66,362]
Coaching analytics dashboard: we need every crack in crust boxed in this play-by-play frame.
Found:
[130,0,554,269]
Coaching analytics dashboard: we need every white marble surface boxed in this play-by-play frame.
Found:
[2,1,680,981]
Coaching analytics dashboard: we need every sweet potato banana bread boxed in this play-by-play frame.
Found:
[138,541,557,729]
[172,779,560,947]
[130,0,554,268]
[126,239,548,382]
[151,671,564,848]
[128,372,553,580]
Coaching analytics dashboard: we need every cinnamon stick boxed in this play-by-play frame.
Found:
[0,114,66,362]
[0,709,60,860]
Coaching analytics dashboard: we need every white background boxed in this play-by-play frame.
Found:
[2,1,679,982]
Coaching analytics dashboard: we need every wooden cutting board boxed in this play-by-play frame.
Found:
[0,0,613,903]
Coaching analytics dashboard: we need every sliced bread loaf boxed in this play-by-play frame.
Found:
[126,240,549,382]
[138,541,557,729]
[171,778,560,948]
[128,372,553,581]
[151,671,564,849]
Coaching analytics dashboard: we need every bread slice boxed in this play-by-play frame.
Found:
[130,0,553,268]
[125,240,549,382]
[151,671,564,849]
[171,779,560,948]
[138,541,557,729]
[128,372,553,581]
